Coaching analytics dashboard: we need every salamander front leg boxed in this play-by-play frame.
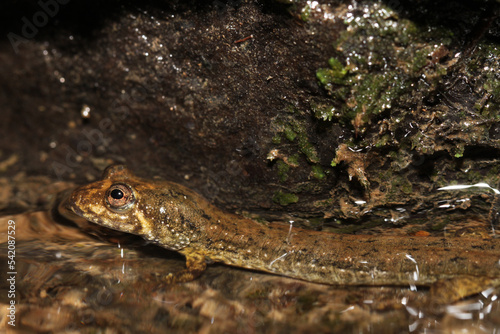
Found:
[164,252,207,284]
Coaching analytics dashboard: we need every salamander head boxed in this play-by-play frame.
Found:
[63,165,202,251]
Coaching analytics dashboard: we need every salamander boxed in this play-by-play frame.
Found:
[63,165,500,291]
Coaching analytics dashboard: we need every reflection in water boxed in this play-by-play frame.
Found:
[404,254,419,292]
[438,182,500,195]
[0,211,499,333]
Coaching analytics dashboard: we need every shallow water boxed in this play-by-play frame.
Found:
[0,211,499,333]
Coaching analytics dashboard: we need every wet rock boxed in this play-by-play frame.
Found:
[1,0,499,233]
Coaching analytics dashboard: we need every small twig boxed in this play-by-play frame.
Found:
[234,35,254,44]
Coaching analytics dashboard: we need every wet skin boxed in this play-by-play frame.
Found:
[64,165,500,289]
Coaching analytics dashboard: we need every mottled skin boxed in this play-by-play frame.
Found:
[64,165,500,291]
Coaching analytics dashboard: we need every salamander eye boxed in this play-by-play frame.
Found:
[105,183,135,212]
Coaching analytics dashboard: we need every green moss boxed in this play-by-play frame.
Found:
[286,105,301,115]
[276,160,290,182]
[466,170,483,183]
[400,179,413,195]
[349,71,407,116]
[453,145,464,159]
[484,76,500,96]
[486,165,500,180]
[284,126,297,141]
[388,151,398,160]
[311,165,325,180]
[411,48,429,72]
[300,4,311,22]
[313,104,336,122]
[315,2,456,139]
[390,176,413,195]
[318,58,410,123]
[316,57,348,86]
[298,134,319,163]
[272,134,282,144]
[273,191,299,206]
[288,154,300,166]
[479,51,500,118]
[271,110,321,168]
[328,57,345,72]
[435,65,448,77]
[396,19,419,45]
[377,170,392,182]
[375,134,391,147]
